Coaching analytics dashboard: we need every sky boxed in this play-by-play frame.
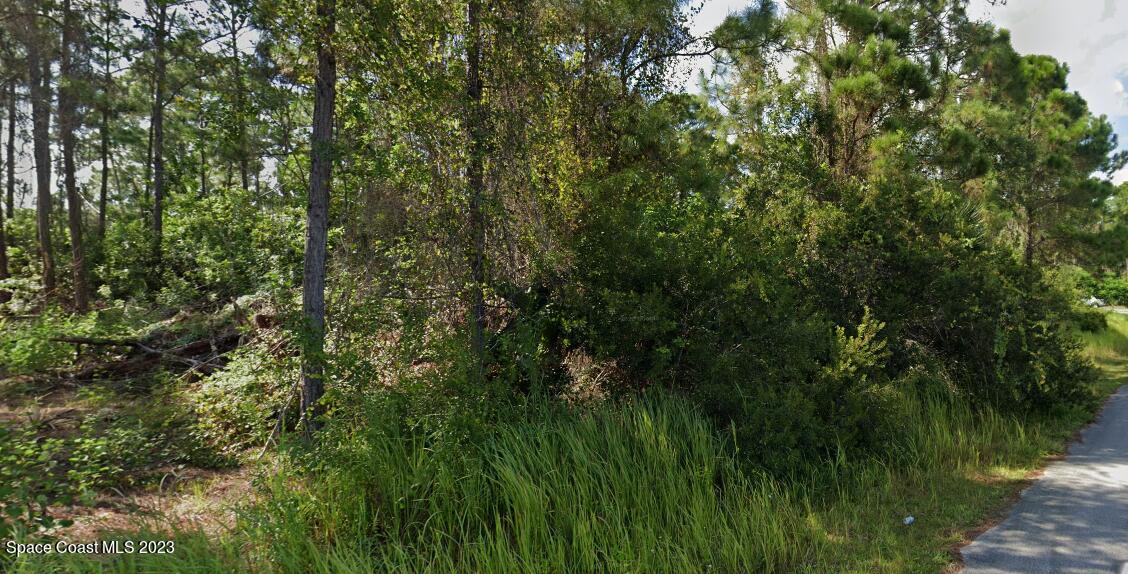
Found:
[686,0,1128,184]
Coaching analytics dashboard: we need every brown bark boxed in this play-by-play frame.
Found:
[150,0,168,271]
[61,0,90,312]
[0,155,6,281]
[26,3,56,294]
[229,15,249,192]
[300,0,337,433]
[0,205,6,280]
[98,0,112,241]
[0,81,10,280]
[466,0,486,376]
[98,104,109,240]
[199,143,207,196]
[5,81,14,221]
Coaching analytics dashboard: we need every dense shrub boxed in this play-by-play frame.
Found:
[0,425,72,538]
[161,188,304,304]
[1069,267,1128,305]
[523,97,1097,473]
[189,345,295,456]
[1097,276,1128,305]
[98,188,302,303]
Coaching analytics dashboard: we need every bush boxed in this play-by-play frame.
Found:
[1097,276,1128,305]
[1065,266,1128,305]
[0,425,72,538]
[0,304,146,377]
[189,345,295,456]
[99,188,303,303]
[161,188,303,304]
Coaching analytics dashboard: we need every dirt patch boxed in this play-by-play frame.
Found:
[52,465,256,541]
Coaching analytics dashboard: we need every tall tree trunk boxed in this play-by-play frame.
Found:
[0,187,7,280]
[300,0,337,433]
[0,87,7,279]
[5,81,14,221]
[230,16,249,192]
[149,0,168,270]
[27,6,56,294]
[61,0,90,312]
[143,118,152,203]
[465,0,486,377]
[199,144,207,196]
[1,80,12,281]
[99,101,109,240]
[98,0,112,241]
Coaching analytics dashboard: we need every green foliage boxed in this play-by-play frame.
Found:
[189,345,294,456]
[0,425,72,539]
[160,188,303,305]
[97,217,154,298]
[0,312,95,377]
[1063,266,1128,305]
[3,2,1125,571]
[97,188,302,303]
[19,368,1121,573]
[66,417,164,493]
[0,303,149,377]
[1097,277,1128,305]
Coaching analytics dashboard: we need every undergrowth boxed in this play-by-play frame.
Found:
[8,312,1125,573]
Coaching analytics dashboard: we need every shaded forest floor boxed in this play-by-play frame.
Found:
[0,301,276,545]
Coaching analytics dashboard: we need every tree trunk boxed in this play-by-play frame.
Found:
[99,104,109,240]
[27,6,56,294]
[199,144,207,196]
[0,87,7,278]
[300,0,337,434]
[61,0,90,312]
[230,16,249,193]
[98,2,112,242]
[150,0,168,271]
[465,0,486,377]
[144,115,153,202]
[0,190,7,280]
[5,81,14,221]
[1,80,12,281]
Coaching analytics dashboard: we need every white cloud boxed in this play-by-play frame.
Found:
[1115,79,1128,115]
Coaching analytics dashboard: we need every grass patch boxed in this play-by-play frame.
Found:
[1081,312,1128,394]
[8,315,1127,573]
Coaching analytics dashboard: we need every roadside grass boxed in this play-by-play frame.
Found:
[9,313,1127,574]
[1081,312,1128,394]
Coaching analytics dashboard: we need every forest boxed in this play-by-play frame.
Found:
[1,0,1128,571]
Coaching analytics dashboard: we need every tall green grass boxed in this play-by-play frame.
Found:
[14,389,1088,573]
[1080,312,1128,396]
[1082,312,1128,361]
[12,313,1127,573]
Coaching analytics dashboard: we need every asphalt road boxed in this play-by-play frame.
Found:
[961,386,1128,574]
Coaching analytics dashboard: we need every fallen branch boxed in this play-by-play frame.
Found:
[51,331,243,379]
